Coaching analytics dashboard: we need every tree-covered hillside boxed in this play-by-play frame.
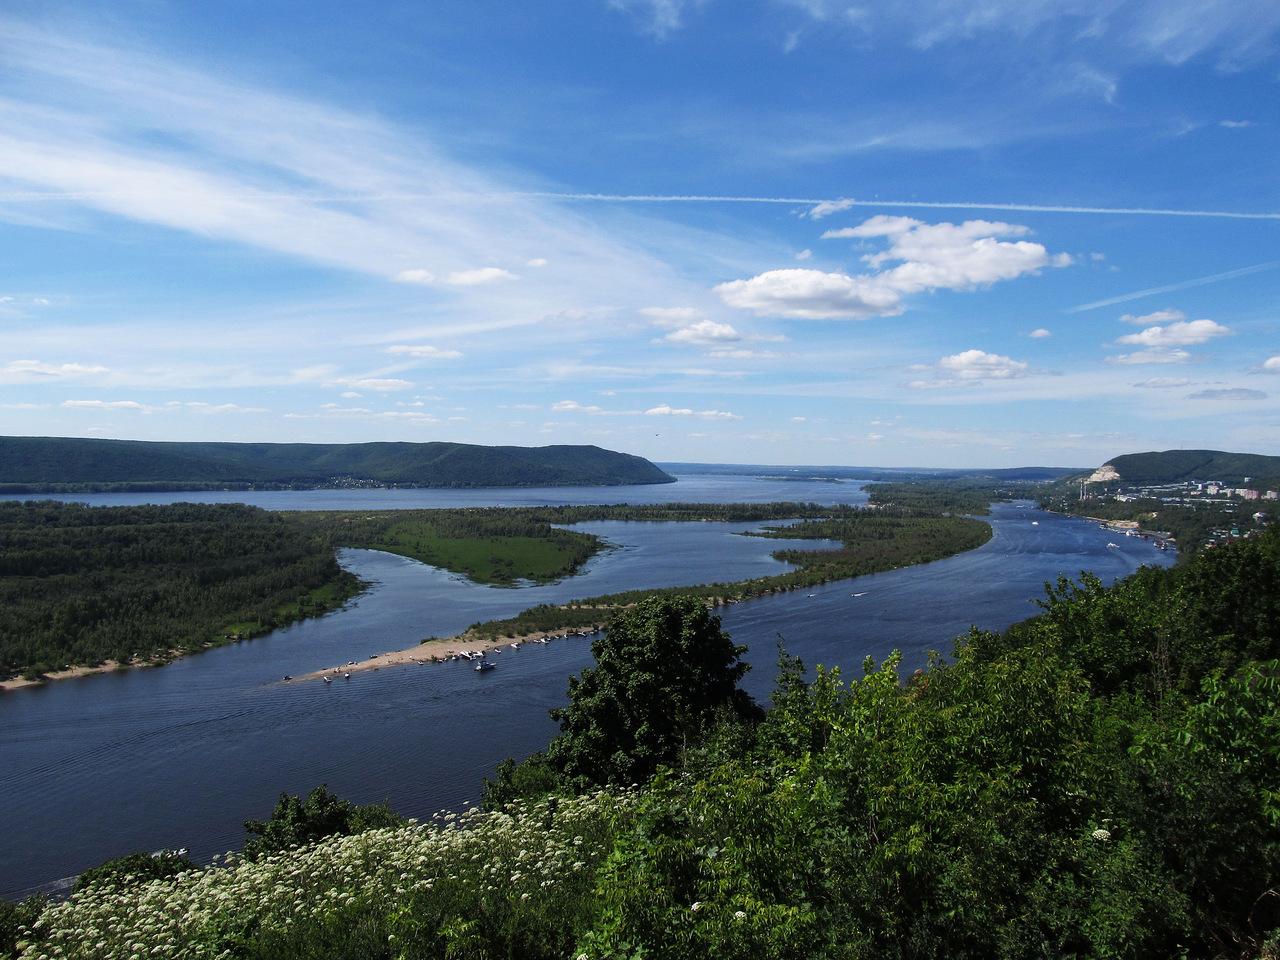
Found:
[1103,449,1280,488]
[0,437,674,490]
[12,526,1279,960]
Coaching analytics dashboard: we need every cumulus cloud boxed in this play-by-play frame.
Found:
[1132,377,1192,388]
[714,268,904,319]
[937,349,1029,380]
[663,320,741,345]
[1116,318,1230,347]
[1029,328,1051,338]
[644,404,742,420]
[717,218,1068,319]
[386,344,464,359]
[445,266,518,286]
[1264,356,1280,372]
[0,359,108,382]
[1187,388,1267,401]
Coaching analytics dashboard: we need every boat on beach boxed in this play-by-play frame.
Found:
[475,661,495,673]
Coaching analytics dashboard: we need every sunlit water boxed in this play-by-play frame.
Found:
[0,478,1171,897]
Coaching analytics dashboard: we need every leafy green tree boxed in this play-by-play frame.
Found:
[242,785,404,860]
[546,596,761,790]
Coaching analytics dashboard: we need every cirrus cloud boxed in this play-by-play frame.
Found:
[1187,388,1267,401]
[386,344,464,360]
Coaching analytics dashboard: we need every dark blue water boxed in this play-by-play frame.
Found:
[0,480,1171,898]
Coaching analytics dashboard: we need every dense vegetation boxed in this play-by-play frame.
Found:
[0,437,674,490]
[1,500,952,679]
[12,526,1280,959]
[1042,493,1268,553]
[458,510,992,643]
[1103,448,1280,489]
[0,502,358,680]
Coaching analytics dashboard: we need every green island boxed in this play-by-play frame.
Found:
[1,496,997,683]
[7,517,1278,960]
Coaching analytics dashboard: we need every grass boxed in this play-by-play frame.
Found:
[359,518,601,585]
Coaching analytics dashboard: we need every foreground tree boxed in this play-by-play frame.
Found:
[242,785,403,860]
[545,595,761,791]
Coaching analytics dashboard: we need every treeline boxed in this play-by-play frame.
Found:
[0,502,358,681]
[461,512,992,641]
[15,527,1280,959]
[1039,493,1266,553]
[867,479,1031,514]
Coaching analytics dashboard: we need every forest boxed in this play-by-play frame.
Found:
[0,501,358,681]
[7,521,1278,959]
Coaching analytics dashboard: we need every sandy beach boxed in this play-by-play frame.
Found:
[1,660,126,692]
[293,623,608,683]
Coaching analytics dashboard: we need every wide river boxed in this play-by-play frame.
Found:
[0,475,1173,898]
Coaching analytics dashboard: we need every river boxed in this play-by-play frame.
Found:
[0,475,1172,898]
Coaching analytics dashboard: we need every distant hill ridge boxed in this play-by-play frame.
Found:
[1092,449,1280,488]
[0,437,675,490]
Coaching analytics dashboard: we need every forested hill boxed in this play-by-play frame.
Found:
[1100,449,1280,487]
[0,437,675,490]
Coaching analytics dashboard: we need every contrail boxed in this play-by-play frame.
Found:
[2,188,1279,222]
[1065,260,1280,313]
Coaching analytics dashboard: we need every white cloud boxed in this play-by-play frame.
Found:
[663,319,741,345]
[339,391,363,398]
[552,400,605,414]
[791,416,806,422]
[718,218,1068,319]
[821,214,924,239]
[0,359,108,382]
[166,400,267,414]
[1116,318,1230,347]
[393,268,436,285]
[62,399,149,411]
[937,348,1029,380]
[714,268,904,319]
[1029,328,1051,338]
[1264,356,1280,372]
[644,404,742,420]
[1107,349,1192,365]
[1220,119,1254,129]
[525,257,548,267]
[708,348,777,359]
[334,377,413,392]
[1132,377,1192,388]
[386,344,464,360]
[445,267,518,286]
[1187,388,1267,401]
[794,248,812,261]
[1119,308,1186,325]
[806,198,857,220]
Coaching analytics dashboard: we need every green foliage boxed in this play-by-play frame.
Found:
[482,754,562,810]
[0,896,45,959]
[0,501,359,679]
[73,851,196,893]
[0,437,673,490]
[546,597,762,790]
[1106,449,1280,490]
[242,786,406,860]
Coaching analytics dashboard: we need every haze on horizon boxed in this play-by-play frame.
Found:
[0,0,1277,469]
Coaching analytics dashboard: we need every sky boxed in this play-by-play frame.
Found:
[0,0,1277,468]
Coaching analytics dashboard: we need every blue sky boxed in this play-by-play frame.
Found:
[1,0,1277,468]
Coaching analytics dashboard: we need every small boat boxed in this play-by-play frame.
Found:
[282,675,292,682]
[475,661,496,673]
[1107,542,1120,549]
[343,672,351,679]
[323,676,332,684]
[1031,521,1039,526]
[510,643,520,650]
[852,592,867,597]
[807,593,816,598]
